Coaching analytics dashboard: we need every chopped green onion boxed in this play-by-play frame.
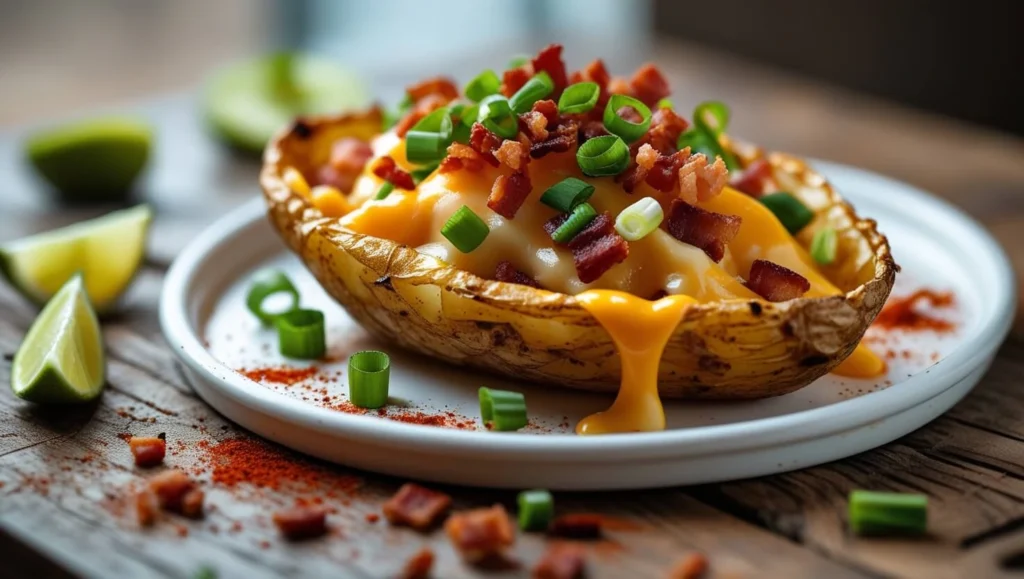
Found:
[693,101,731,137]
[602,94,652,143]
[540,178,595,212]
[810,226,838,265]
[192,567,218,579]
[348,350,391,409]
[275,309,326,359]
[397,93,414,112]
[460,104,480,127]
[576,135,629,177]
[441,205,489,253]
[508,55,529,68]
[558,82,600,115]
[246,269,300,325]
[551,202,598,244]
[656,98,674,110]
[509,71,554,114]
[406,107,453,163]
[464,70,501,102]
[678,101,741,170]
[374,181,395,200]
[760,192,814,234]
[615,197,664,241]
[478,387,527,431]
[448,104,473,143]
[477,95,518,139]
[517,489,554,531]
[848,490,927,536]
[410,163,439,184]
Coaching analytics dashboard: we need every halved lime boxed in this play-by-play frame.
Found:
[0,205,151,312]
[11,274,106,404]
[25,117,152,203]
[203,52,367,154]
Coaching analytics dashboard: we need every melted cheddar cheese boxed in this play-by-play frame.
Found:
[337,132,884,433]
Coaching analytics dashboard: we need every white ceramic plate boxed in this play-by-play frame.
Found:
[161,161,1014,490]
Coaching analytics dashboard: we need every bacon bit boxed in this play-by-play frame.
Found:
[320,137,374,193]
[531,44,569,96]
[136,489,160,527]
[399,548,435,579]
[396,93,448,137]
[272,505,328,540]
[730,159,773,197]
[129,436,166,468]
[532,99,560,125]
[495,261,540,288]
[383,483,452,531]
[567,213,630,283]
[365,513,380,523]
[469,123,504,166]
[874,290,955,332]
[666,199,742,263]
[678,153,728,203]
[646,107,690,154]
[181,488,205,520]
[147,469,197,514]
[372,156,416,190]
[629,63,671,106]
[667,553,709,579]
[533,543,586,579]
[488,170,533,219]
[406,76,459,102]
[520,100,559,142]
[578,120,608,143]
[618,143,659,193]
[608,77,631,96]
[747,259,811,302]
[531,120,579,159]
[501,66,533,98]
[550,514,603,539]
[645,149,687,193]
[440,142,488,174]
[495,139,529,171]
[570,59,611,107]
[445,504,516,564]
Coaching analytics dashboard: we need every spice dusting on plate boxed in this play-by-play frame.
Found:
[873,289,955,332]
[238,366,319,385]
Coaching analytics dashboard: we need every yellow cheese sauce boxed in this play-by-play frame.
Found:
[336,133,885,433]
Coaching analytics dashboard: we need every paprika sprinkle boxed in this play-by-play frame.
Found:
[238,366,319,385]
[873,289,955,333]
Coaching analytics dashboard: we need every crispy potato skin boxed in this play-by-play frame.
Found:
[261,110,897,400]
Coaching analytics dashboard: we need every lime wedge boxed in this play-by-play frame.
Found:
[11,274,105,404]
[25,117,152,203]
[204,52,367,154]
[0,205,151,312]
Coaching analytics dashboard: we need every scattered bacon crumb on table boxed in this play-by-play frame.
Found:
[383,483,453,531]
[550,513,603,539]
[128,436,166,468]
[532,543,586,579]
[398,547,435,579]
[667,553,709,579]
[136,469,204,525]
[445,504,516,564]
[272,505,329,540]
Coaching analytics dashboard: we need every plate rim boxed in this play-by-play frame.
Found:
[160,160,1016,461]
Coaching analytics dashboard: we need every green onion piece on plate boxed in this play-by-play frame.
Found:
[406,107,453,163]
[274,309,326,359]
[410,163,439,185]
[656,98,674,110]
[576,134,630,177]
[558,82,600,114]
[348,350,391,409]
[603,94,652,143]
[551,202,598,244]
[477,95,518,139]
[246,269,300,325]
[509,71,554,114]
[478,387,528,431]
[540,177,595,212]
[464,70,501,102]
[615,197,664,241]
[759,192,815,234]
[848,490,927,536]
[374,181,395,200]
[517,489,554,531]
[442,205,489,253]
[810,226,838,265]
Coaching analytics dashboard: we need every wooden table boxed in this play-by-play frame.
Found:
[3,39,1024,578]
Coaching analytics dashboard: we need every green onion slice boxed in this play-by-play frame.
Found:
[810,226,838,265]
[517,489,554,532]
[677,101,741,170]
[246,269,301,325]
[406,107,453,163]
[410,163,439,184]
[477,95,518,139]
[558,82,600,115]
[603,94,652,143]
[510,71,554,114]
[576,134,630,177]
[551,202,598,244]
[693,101,731,137]
[374,181,395,201]
[540,177,595,212]
[274,309,326,360]
[460,103,480,127]
[656,98,674,110]
[348,350,391,409]
[441,205,490,253]
[478,387,528,431]
[848,490,927,537]
[759,192,815,234]
[614,197,664,241]
[464,70,501,102]
[508,55,529,68]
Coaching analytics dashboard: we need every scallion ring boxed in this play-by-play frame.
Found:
[477,95,518,139]
[478,387,528,431]
[509,71,554,114]
[540,177,595,213]
[551,202,598,244]
[810,226,838,265]
[848,490,927,537]
[678,101,741,170]
[406,107,453,163]
[507,55,529,68]
[602,94,652,143]
[759,192,815,234]
[693,101,731,137]
[374,181,395,201]
[441,205,490,253]
[410,163,439,185]
[558,82,600,115]
[576,134,630,177]
[348,350,391,409]
[274,309,326,359]
[614,197,664,241]
[656,98,674,110]
[464,70,501,102]
[245,269,301,325]
[517,489,554,532]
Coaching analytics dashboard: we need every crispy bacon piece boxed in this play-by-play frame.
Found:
[372,156,416,190]
[550,514,603,539]
[532,99,560,125]
[520,99,559,141]
[531,120,578,159]
[666,199,742,263]
[469,123,503,167]
[440,142,489,173]
[399,548,435,579]
[646,107,689,154]
[531,44,569,96]
[532,543,586,579]
[747,259,810,302]
[578,120,608,143]
[501,66,533,98]
[129,436,166,468]
[644,149,686,193]
[273,505,328,540]
[406,76,459,102]
[618,143,659,193]
[318,137,374,193]
[667,553,709,579]
[495,261,540,288]
[607,77,631,96]
[567,213,630,284]
[730,159,773,197]
[444,504,516,564]
[136,489,160,527]
[570,59,611,107]
[495,139,529,171]
[488,170,532,219]
[395,93,448,137]
[678,153,728,204]
[147,469,196,513]
[383,483,452,531]
[629,63,671,106]
[181,488,205,519]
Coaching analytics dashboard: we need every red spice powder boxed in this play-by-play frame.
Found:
[238,366,319,385]
[874,289,955,332]
[203,438,360,495]
[330,402,477,430]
